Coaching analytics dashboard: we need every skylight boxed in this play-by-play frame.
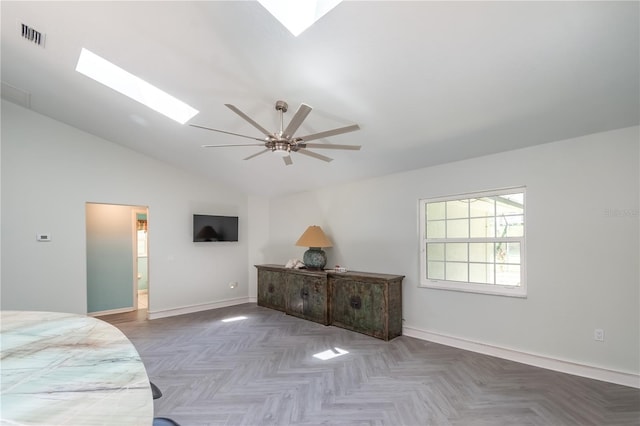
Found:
[257,0,342,36]
[75,48,198,124]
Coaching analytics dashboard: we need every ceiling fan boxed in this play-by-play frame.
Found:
[190,100,361,165]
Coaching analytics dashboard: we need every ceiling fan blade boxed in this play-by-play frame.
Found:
[190,124,266,142]
[283,103,312,138]
[202,143,265,148]
[243,149,271,160]
[283,155,293,166]
[225,104,272,137]
[302,143,361,151]
[297,149,333,162]
[297,124,361,142]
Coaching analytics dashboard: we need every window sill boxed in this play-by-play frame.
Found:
[420,280,527,298]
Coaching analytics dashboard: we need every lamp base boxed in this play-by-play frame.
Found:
[303,248,327,270]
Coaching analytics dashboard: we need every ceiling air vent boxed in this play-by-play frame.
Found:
[20,23,45,47]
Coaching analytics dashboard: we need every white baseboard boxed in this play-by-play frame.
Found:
[148,297,251,320]
[88,307,135,317]
[403,325,640,389]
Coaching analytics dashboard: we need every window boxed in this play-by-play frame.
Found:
[419,188,526,297]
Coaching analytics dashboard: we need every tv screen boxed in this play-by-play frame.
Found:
[193,214,238,242]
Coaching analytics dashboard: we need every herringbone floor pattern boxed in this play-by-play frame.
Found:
[101,304,640,426]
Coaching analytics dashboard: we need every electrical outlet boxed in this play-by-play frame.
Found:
[594,328,605,342]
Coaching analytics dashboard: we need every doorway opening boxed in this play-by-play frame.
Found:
[86,203,149,319]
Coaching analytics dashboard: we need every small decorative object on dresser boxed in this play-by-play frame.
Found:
[255,264,404,340]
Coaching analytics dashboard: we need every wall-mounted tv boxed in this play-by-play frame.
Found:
[193,214,238,242]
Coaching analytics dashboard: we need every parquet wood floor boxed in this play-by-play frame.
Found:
[100,304,639,426]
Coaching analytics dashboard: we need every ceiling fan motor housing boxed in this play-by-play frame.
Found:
[275,100,288,113]
[273,141,290,153]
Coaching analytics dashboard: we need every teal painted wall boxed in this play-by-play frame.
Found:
[86,203,134,313]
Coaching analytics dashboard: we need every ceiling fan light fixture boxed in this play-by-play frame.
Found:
[76,48,198,124]
[257,0,343,36]
[273,141,290,156]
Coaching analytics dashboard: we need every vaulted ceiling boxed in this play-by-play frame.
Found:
[2,1,638,196]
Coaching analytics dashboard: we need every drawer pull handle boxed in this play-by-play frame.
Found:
[300,288,309,299]
[350,295,362,310]
[268,284,275,293]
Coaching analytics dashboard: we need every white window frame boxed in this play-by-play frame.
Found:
[419,187,527,298]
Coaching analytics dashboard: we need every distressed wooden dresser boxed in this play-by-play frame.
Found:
[255,264,404,340]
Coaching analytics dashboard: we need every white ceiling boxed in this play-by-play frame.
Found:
[2,1,638,197]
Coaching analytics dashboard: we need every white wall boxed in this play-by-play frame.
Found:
[3,99,637,383]
[1,101,249,315]
[264,126,640,378]
[247,195,269,302]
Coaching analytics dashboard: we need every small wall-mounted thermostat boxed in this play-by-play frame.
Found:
[36,233,51,242]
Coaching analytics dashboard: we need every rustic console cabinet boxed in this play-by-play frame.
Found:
[255,264,404,340]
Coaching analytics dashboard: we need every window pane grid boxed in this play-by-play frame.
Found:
[422,189,525,292]
[425,240,521,286]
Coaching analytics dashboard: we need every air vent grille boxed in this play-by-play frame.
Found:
[21,23,45,47]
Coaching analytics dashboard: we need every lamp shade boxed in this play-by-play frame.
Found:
[295,226,333,248]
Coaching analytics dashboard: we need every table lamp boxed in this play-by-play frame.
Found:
[295,225,333,270]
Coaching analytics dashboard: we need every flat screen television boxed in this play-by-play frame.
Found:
[193,214,238,242]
